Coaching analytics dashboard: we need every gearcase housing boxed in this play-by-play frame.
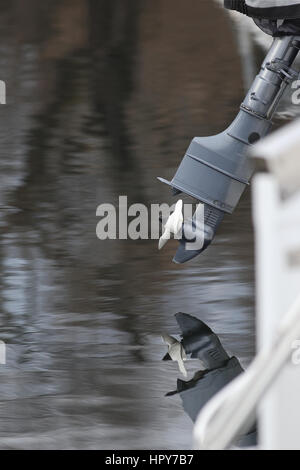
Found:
[158,36,300,263]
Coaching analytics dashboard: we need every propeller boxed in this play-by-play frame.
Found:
[173,203,224,264]
[158,199,183,250]
[158,199,224,264]
[161,333,187,377]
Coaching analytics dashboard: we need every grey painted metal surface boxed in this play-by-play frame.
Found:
[159,36,300,263]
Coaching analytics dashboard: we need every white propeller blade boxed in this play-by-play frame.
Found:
[162,333,187,377]
[158,200,183,250]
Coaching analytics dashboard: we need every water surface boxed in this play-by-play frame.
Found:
[0,0,295,449]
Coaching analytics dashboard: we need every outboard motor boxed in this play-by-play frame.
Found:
[158,1,300,264]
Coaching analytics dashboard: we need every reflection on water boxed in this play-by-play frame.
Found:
[0,0,294,449]
[162,313,257,447]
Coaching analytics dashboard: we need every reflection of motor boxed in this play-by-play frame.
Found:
[158,36,300,263]
[163,313,257,447]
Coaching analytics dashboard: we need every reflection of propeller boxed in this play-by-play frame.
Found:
[162,333,187,377]
[161,313,257,447]
[175,312,230,369]
[158,200,183,250]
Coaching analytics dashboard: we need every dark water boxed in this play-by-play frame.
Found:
[0,0,290,449]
